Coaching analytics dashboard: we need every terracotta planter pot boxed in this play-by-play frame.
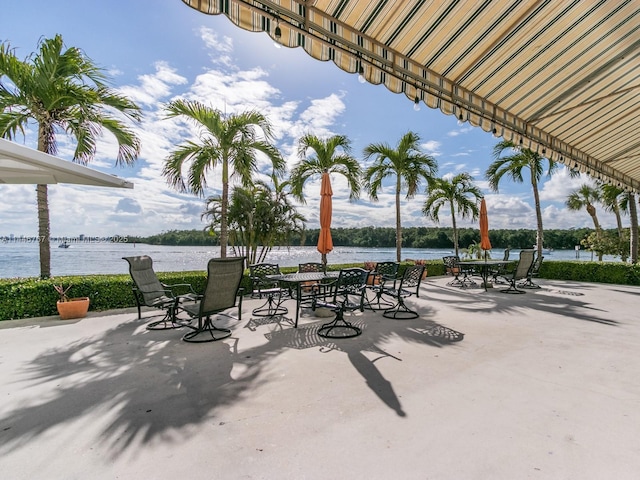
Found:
[56,297,90,320]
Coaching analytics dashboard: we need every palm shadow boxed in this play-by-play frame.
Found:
[0,294,464,460]
[262,301,464,418]
[434,280,619,326]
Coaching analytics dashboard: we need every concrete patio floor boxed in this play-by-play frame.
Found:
[1,276,639,479]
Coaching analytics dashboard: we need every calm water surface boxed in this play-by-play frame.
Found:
[0,241,615,279]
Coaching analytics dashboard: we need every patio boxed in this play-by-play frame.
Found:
[1,276,639,479]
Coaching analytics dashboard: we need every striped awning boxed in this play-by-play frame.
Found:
[182,0,640,191]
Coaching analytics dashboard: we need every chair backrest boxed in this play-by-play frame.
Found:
[123,255,166,306]
[374,261,399,278]
[336,267,369,294]
[400,264,425,294]
[502,248,510,261]
[530,255,543,275]
[298,262,323,273]
[199,257,245,315]
[514,250,536,280]
[442,256,460,274]
[249,263,281,291]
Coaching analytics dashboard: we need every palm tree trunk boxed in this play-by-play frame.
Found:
[37,129,52,278]
[629,193,638,264]
[587,205,603,261]
[614,205,624,239]
[531,174,544,258]
[220,156,229,257]
[395,183,402,262]
[36,184,51,279]
[450,203,459,257]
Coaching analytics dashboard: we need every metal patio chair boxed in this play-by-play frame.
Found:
[123,255,197,330]
[312,267,369,338]
[381,264,425,319]
[500,249,536,294]
[364,261,400,310]
[518,254,543,289]
[249,263,289,317]
[181,257,245,343]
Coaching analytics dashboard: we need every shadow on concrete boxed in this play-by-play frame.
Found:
[0,297,463,459]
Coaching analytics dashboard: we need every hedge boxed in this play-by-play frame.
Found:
[1,260,637,321]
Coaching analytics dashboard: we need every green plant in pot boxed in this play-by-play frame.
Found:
[54,283,90,320]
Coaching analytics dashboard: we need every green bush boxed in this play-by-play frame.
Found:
[1,260,633,321]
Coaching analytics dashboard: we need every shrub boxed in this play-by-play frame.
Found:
[0,260,635,321]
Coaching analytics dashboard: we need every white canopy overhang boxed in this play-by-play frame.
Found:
[182,0,640,191]
[0,138,133,188]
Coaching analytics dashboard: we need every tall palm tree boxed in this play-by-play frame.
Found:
[0,35,141,278]
[566,183,603,260]
[486,141,561,259]
[289,134,361,202]
[422,173,482,257]
[163,100,285,257]
[363,131,437,262]
[566,183,602,231]
[600,182,628,261]
[619,191,638,264]
[600,183,624,239]
[289,134,362,262]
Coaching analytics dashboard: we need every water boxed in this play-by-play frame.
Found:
[0,241,615,279]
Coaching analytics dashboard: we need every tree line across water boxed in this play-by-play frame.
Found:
[128,226,599,250]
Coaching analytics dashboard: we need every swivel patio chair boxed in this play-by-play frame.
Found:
[443,256,474,286]
[249,263,289,317]
[123,255,197,330]
[499,249,536,294]
[181,257,245,343]
[490,248,510,283]
[381,264,425,319]
[364,261,399,310]
[312,267,369,338]
[518,254,543,289]
[296,262,325,307]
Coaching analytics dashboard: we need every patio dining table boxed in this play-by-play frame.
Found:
[266,271,339,327]
[457,260,510,292]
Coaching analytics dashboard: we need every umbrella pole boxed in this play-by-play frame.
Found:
[321,253,327,272]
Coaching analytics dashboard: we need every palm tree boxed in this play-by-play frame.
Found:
[486,141,561,259]
[566,183,603,260]
[600,183,628,261]
[619,191,638,264]
[422,173,482,257]
[600,183,624,239]
[363,131,437,262]
[0,35,141,278]
[163,100,285,257]
[289,134,361,202]
[289,134,362,261]
[202,180,305,264]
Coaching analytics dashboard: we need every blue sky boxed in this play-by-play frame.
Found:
[0,0,608,238]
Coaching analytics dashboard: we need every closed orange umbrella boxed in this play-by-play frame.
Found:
[479,197,492,256]
[317,170,333,270]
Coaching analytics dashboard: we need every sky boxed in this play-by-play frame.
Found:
[0,0,612,239]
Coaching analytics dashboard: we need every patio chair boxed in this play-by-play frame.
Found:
[312,267,369,338]
[518,254,543,289]
[364,261,399,310]
[249,263,289,317]
[490,248,511,283]
[123,255,197,330]
[181,257,245,343]
[443,256,474,286]
[296,262,325,307]
[381,264,425,319]
[499,249,536,294]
